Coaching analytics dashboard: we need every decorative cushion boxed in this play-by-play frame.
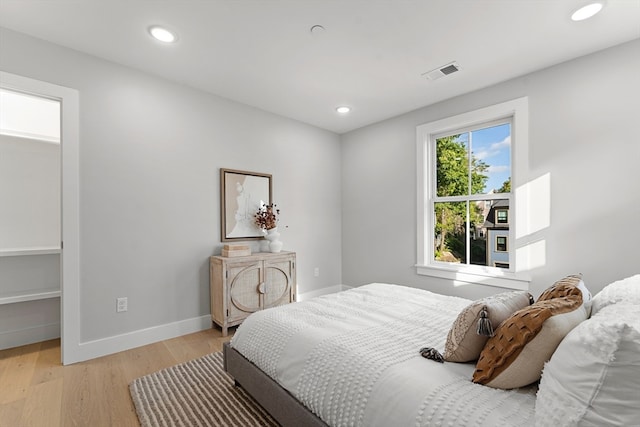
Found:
[537,273,592,316]
[472,282,587,389]
[591,274,640,315]
[535,303,640,427]
[443,291,533,362]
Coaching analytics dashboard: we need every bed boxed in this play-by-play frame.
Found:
[224,277,640,427]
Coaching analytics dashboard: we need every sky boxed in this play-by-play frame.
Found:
[470,122,511,193]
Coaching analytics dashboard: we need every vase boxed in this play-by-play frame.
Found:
[259,231,271,252]
[265,227,283,253]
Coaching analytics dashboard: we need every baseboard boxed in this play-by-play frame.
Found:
[64,285,353,364]
[297,284,352,301]
[64,315,212,365]
[0,322,60,351]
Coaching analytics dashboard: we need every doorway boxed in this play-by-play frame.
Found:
[0,71,79,364]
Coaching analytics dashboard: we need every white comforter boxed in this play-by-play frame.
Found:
[230,283,536,427]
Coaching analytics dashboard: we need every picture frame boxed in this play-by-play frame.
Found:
[220,168,272,242]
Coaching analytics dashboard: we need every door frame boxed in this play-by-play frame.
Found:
[0,71,80,365]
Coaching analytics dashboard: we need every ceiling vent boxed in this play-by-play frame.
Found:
[422,61,460,80]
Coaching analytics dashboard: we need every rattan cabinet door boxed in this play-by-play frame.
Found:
[227,261,262,320]
[263,256,295,308]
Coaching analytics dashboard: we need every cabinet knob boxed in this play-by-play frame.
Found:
[257,282,266,294]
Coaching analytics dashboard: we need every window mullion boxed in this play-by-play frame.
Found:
[467,132,472,266]
[468,130,473,198]
[466,201,471,266]
[434,195,471,203]
[435,193,507,203]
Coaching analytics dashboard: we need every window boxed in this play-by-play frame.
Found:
[432,121,511,266]
[496,236,508,252]
[496,209,509,225]
[416,97,530,290]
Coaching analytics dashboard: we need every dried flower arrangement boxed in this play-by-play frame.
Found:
[255,203,280,230]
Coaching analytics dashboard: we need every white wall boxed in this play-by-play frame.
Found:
[341,39,640,300]
[0,27,342,350]
[0,134,60,248]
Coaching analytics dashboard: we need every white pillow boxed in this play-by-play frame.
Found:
[591,274,640,314]
[575,278,592,317]
[535,303,640,427]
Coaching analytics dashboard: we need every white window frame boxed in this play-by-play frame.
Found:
[416,97,530,290]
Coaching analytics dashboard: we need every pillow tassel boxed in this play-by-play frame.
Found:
[419,347,444,363]
[476,307,494,337]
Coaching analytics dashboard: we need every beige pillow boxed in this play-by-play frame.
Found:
[537,273,583,300]
[443,291,533,362]
[537,273,592,316]
[472,284,587,389]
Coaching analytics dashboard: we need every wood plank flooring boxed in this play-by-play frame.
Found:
[0,328,231,427]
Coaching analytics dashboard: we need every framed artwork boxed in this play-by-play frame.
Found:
[220,168,272,242]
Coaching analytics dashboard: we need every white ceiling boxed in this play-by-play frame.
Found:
[1,1,639,134]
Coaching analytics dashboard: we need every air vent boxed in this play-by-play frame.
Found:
[422,61,460,80]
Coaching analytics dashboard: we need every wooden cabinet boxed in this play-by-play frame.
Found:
[209,251,296,336]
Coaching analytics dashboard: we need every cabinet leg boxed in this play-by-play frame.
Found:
[212,320,229,337]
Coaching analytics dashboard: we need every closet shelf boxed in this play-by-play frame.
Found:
[0,247,61,257]
[0,288,61,305]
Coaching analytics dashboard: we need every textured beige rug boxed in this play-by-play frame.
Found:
[129,352,278,427]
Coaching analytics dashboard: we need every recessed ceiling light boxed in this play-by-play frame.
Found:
[148,25,177,43]
[336,106,351,114]
[310,25,326,35]
[571,2,604,21]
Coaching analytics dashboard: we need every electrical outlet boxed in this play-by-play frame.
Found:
[116,297,128,312]
[314,267,320,277]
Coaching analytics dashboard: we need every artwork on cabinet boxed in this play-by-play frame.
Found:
[220,168,272,242]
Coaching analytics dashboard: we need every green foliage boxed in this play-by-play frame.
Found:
[496,177,511,193]
[434,135,489,262]
[436,136,469,197]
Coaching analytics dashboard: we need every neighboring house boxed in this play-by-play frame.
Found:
[483,200,510,269]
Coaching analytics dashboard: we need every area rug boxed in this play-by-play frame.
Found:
[129,352,278,427]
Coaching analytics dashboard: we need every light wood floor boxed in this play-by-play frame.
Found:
[0,328,232,427]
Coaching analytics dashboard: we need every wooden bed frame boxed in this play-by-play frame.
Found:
[223,342,328,427]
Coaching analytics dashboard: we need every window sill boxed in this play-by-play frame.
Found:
[416,264,530,291]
